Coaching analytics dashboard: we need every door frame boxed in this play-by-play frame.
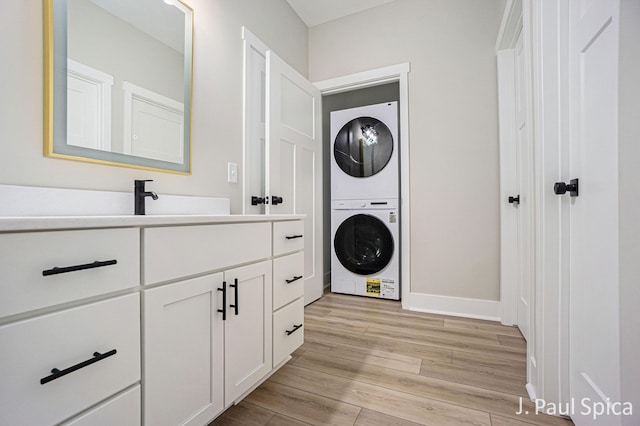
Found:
[314,63,411,308]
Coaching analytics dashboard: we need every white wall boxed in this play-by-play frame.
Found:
[0,0,307,214]
[619,0,640,421]
[310,0,504,301]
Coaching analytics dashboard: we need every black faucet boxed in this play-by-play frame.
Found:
[134,180,158,215]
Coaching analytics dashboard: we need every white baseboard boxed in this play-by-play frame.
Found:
[407,292,501,321]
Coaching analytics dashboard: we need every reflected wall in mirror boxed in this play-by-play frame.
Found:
[44,0,193,173]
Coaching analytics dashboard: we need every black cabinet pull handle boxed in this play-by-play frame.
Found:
[285,235,303,240]
[508,195,520,205]
[218,281,227,321]
[229,278,239,316]
[42,260,117,276]
[285,324,303,336]
[285,275,303,284]
[271,196,283,205]
[40,349,117,385]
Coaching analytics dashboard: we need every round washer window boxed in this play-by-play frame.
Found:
[334,214,394,275]
[333,117,393,178]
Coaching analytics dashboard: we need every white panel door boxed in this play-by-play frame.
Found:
[568,0,621,424]
[130,97,184,163]
[224,260,272,405]
[266,50,323,305]
[514,30,533,342]
[143,274,224,426]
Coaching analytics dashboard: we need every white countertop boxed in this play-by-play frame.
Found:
[0,214,305,232]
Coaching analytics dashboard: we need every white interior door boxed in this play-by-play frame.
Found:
[514,29,533,342]
[568,1,621,424]
[266,51,323,305]
[243,30,267,215]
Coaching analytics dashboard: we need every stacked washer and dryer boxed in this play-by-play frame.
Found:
[330,102,400,300]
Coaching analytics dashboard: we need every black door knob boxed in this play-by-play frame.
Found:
[251,196,268,206]
[554,178,579,197]
[508,195,520,205]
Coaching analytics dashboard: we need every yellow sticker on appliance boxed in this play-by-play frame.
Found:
[366,279,381,296]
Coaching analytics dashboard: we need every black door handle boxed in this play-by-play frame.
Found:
[508,195,520,205]
[229,278,239,316]
[554,179,579,197]
[218,281,227,321]
[251,196,268,206]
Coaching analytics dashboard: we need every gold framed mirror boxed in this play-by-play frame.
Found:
[43,0,193,174]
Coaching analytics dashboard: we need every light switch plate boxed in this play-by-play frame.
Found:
[227,162,238,183]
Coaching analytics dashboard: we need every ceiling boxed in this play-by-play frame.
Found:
[286,0,397,27]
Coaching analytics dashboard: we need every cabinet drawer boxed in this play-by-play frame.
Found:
[273,220,304,257]
[0,294,141,426]
[273,252,304,310]
[0,228,139,318]
[144,223,271,285]
[63,386,140,426]
[273,297,304,366]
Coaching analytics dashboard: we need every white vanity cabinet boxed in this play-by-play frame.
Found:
[142,219,301,425]
[0,215,304,426]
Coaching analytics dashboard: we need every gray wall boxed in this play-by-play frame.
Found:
[322,82,400,285]
[619,0,640,421]
[0,0,307,214]
[310,0,504,301]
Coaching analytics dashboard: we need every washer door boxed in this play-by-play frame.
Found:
[334,214,394,275]
[333,117,393,178]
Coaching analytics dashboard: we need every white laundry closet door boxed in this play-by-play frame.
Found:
[266,50,323,305]
[567,0,621,424]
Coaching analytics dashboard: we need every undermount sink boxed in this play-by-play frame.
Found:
[0,184,230,217]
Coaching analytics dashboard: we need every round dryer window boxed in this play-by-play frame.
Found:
[333,117,394,178]
[334,214,394,275]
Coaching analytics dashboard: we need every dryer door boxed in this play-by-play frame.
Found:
[333,117,394,178]
[334,213,394,275]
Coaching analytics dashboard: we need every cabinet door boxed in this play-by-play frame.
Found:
[224,260,272,405]
[144,274,224,426]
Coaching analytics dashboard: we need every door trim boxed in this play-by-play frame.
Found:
[314,63,411,309]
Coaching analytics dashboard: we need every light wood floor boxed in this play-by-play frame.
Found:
[211,292,573,426]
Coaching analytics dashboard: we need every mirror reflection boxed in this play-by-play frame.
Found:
[45,0,193,173]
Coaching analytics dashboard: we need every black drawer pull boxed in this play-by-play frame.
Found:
[218,281,227,321]
[285,235,303,240]
[42,260,117,276]
[285,324,303,336]
[285,275,303,284]
[229,278,239,316]
[40,349,117,385]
